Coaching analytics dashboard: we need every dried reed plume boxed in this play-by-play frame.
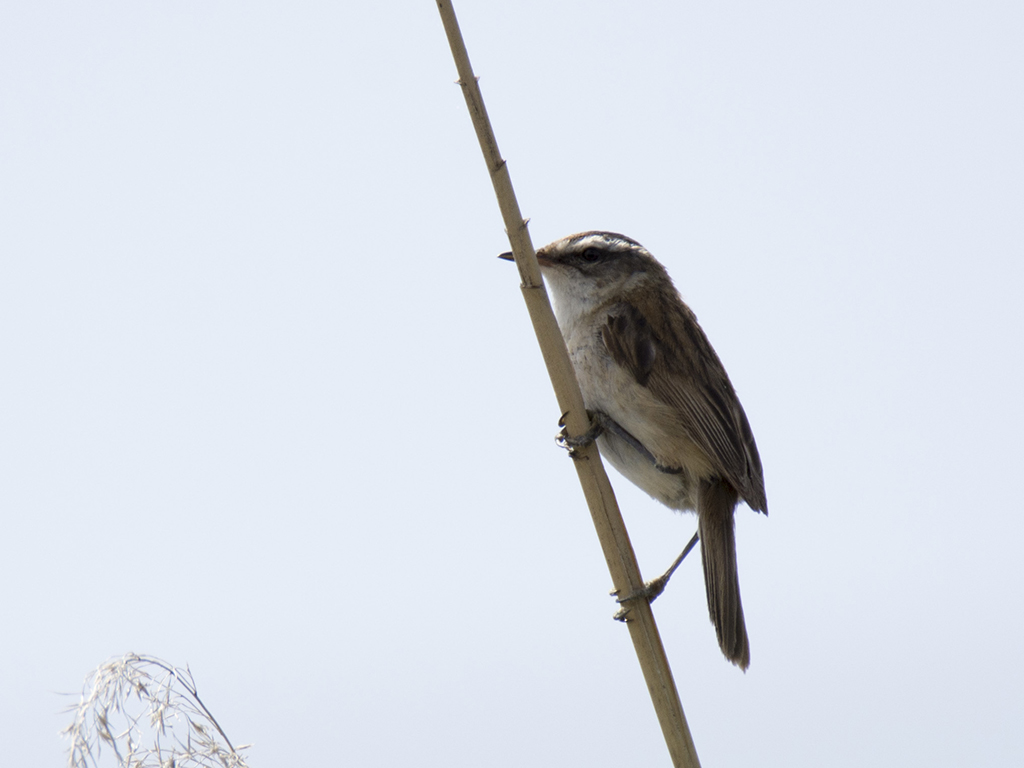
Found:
[63,652,250,768]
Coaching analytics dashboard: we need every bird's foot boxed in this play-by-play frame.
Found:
[559,411,676,472]
[609,530,700,621]
[610,576,672,621]
[556,410,607,456]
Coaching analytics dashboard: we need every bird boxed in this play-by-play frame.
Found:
[501,231,767,669]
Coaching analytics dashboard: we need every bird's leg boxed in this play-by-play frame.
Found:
[613,530,700,621]
[557,410,656,460]
[557,411,683,476]
[555,411,696,619]
[558,410,645,459]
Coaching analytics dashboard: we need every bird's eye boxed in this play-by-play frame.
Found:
[580,247,602,263]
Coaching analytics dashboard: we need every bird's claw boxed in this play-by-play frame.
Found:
[610,578,667,622]
[556,411,606,457]
[609,577,670,623]
[610,591,632,622]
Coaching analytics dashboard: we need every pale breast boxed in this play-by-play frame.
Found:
[564,321,705,512]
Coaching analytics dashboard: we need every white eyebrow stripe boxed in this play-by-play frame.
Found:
[569,232,638,252]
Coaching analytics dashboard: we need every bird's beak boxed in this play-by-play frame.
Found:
[498,249,553,267]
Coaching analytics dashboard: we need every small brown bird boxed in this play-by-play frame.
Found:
[503,232,767,669]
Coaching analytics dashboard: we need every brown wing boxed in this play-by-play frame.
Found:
[601,300,767,514]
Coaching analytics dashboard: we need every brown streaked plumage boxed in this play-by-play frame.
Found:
[526,231,767,669]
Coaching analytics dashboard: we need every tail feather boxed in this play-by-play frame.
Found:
[698,478,750,670]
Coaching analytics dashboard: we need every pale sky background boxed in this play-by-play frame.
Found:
[2,1,1022,766]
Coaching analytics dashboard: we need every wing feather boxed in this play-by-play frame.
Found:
[601,299,767,513]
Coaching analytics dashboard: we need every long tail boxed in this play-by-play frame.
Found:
[698,478,750,670]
